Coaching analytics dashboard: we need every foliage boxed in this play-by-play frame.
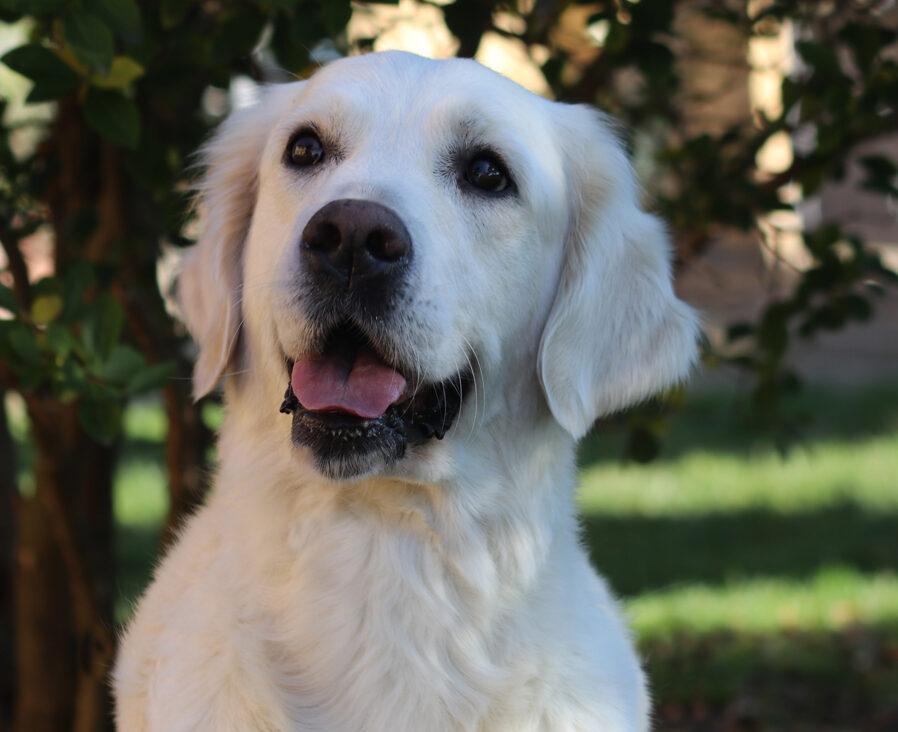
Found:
[0,0,359,442]
[0,266,171,442]
[1,0,896,449]
[0,1,896,727]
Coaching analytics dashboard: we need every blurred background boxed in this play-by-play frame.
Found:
[1,1,897,730]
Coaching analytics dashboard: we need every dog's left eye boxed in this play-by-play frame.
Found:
[465,155,509,193]
[288,132,324,167]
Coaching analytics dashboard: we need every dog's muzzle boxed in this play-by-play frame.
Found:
[281,200,468,480]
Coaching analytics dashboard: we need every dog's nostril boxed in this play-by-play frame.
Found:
[366,229,407,263]
[306,221,341,253]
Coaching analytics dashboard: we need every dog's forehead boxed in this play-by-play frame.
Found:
[290,52,552,137]
[310,52,537,104]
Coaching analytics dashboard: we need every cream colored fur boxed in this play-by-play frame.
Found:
[113,52,698,731]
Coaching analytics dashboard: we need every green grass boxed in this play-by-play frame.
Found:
[572,384,898,728]
[7,383,898,729]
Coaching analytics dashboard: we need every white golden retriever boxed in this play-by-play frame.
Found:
[114,51,698,731]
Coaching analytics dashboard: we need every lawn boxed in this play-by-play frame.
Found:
[8,383,898,730]
[577,385,898,730]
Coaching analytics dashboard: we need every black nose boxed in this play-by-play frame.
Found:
[301,199,412,289]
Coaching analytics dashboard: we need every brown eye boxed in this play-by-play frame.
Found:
[465,155,509,192]
[288,132,324,167]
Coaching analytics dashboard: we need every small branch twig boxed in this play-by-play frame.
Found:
[0,225,33,309]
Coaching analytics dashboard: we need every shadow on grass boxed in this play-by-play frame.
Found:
[115,523,162,621]
[581,501,898,596]
[644,625,898,731]
[119,436,168,464]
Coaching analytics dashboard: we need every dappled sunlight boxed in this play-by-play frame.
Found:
[579,438,898,516]
[572,385,898,726]
[576,385,898,618]
[628,567,898,638]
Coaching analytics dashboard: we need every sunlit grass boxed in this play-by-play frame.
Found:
[122,399,168,443]
[578,436,898,516]
[115,460,167,528]
[628,566,898,639]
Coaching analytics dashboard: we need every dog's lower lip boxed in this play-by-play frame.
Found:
[299,409,376,428]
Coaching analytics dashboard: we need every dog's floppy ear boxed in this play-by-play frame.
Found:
[179,87,289,399]
[538,106,699,439]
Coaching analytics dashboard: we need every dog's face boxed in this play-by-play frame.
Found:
[180,52,697,481]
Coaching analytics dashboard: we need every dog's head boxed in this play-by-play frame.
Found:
[179,52,698,481]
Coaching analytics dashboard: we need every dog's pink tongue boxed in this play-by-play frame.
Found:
[291,349,406,419]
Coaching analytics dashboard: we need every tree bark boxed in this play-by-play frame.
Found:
[162,379,210,545]
[0,393,16,732]
[13,396,116,732]
[12,424,76,730]
[11,99,119,732]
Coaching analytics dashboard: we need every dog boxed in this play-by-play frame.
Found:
[113,51,697,731]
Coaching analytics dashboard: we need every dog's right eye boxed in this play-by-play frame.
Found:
[287,132,324,167]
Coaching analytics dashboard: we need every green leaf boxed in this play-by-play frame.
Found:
[726,322,754,341]
[83,88,140,148]
[0,0,65,12]
[0,282,20,315]
[839,22,897,76]
[45,322,75,358]
[57,357,87,399]
[62,260,96,323]
[271,14,312,72]
[100,343,145,384]
[65,9,115,72]
[160,0,190,29]
[90,55,144,89]
[841,293,873,322]
[859,154,897,178]
[81,291,125,362]
[796,40,841,79]
[79,398,123,444]
[86,0,141,44]
[30,294,64,324]
[212,9,267,64]
[31,276,64,300]
[780,77,800,114]
[858,154,898,195]
[320,1,352,36]
[8,322,43,366]
[126,361,174,395]
[1,44,80,101]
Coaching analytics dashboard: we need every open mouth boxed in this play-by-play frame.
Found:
[280,321,468,479]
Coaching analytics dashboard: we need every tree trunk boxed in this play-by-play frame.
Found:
[0,393,16,732]
[12,415,76,730]
[10,99,119,732]
[162,380,210,545]
[13,397,116,732]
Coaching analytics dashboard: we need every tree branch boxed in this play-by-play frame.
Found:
[0,225,33,309]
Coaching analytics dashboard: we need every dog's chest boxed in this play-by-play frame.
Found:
[258,505,521,730]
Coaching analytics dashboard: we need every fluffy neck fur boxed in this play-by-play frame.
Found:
[209,379,582,729]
